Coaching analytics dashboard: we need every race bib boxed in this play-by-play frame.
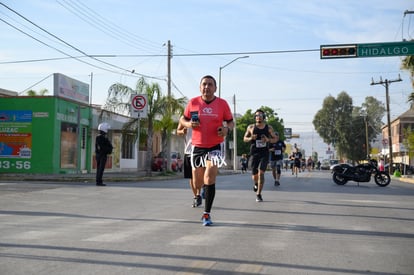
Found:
[256,140,267,148]
[275,149,282,155]
[207,150,222,159]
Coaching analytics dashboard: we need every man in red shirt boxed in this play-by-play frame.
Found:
[180,75,234,226]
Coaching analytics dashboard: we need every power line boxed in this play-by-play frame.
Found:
[0,2,163,80]
[0,55,115,64]
[0,17,120,73]
[19,74,53,94]
[56,0,162,53]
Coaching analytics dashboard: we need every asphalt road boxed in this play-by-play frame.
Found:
[1,170,413,275]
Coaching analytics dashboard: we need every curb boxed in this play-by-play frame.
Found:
[0,169,237,183]
[395,176,414,184]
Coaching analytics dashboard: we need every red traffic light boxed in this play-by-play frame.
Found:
[320,45,357,59]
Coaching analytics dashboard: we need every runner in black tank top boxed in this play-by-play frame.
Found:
[243,109,278,202]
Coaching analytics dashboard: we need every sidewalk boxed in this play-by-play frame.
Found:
[397,175,414,184]
[0,169,237,183]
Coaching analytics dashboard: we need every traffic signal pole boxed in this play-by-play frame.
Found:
[370,76,402,174]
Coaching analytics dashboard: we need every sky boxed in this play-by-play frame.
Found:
[1,0,414,158]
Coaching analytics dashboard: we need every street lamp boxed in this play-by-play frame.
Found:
[233,94,237,171]
[361,112,369,159]
[218,56,249,98]
[217,56,248,171]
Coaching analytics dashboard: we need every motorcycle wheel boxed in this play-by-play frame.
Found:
[374,172,391,187]
[332,172,347,185]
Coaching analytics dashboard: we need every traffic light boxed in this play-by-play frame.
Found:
[320,44,357,59]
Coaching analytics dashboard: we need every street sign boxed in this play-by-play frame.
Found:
[284,128,292,139]
[320,41,414,59]
[130,94,148,118]
[358,41,414,57]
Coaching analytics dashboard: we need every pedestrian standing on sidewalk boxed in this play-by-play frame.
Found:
[240,154,248,173]
[243,109,277,202]
[180,75,234,226]
[177,118,203,208]
[95,122,113,186]
[269,132,286,186]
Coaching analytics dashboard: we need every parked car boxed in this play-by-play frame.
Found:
[384,162,414,175]
[321,160,331,170]
[152,152,183,172]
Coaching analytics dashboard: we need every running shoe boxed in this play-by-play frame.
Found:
[192,197,197,208]
[253,183,258,192]
[256,194,263,202]
[274,180,280,186]
[201,213,213,226]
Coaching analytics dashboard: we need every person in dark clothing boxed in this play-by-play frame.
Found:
[240,154,248,173]
[243,109,277,202]
[269,132,286,186]
[95,122,113,186]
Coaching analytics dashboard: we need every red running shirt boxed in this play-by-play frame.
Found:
[184,96,233,148]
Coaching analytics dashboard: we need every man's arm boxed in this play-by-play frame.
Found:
[219,120,234,137]
[226,120,234,131]
[176,116,187,136]
[179,115,192,129]
[267,125,278,143]
[243,124,254,142]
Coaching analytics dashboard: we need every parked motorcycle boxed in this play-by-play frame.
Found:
[331,159,391,187]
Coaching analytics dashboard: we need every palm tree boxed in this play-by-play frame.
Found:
[401,55,414,107]
[103,77,186,175]
[26,88,48,96]
[156,95,187,171]
[408,92,414,107]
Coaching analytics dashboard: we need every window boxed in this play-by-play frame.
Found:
[122,134,135,159]
[60,122,77,169]
[81,127,86,149]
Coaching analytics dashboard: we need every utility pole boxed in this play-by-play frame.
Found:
[364,115,369,159]
[371,75,402,174]
[167,40,172,97]
[166,40,172,172]
[233,94,237,171]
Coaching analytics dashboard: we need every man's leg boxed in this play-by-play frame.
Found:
[201,161,218,226]
[251,155,260,192]
[192,167,204,207]
[203,161,218,213]
[96,155,107,186]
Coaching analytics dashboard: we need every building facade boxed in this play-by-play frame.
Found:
[381,106,414,166]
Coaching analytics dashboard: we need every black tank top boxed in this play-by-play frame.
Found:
[250,124,269,154]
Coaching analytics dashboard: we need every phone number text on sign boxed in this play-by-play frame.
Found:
[0,160,31,170]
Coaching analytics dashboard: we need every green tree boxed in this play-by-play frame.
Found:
[402,128,414,159]
[313,92,385,162]
[26,88,48,96]
[401,55,414,106]
[234,106,284,156]
[400,55,414,157]
[313,92,353,160]
[104,77,184,175]
[156,95,186,171]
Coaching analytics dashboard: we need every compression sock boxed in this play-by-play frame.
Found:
[204,184,216,213]
[258,174,265,191]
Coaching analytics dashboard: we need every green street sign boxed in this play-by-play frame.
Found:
[320,41,414,59]
[358,41,414,57]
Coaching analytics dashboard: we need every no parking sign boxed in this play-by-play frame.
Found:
[130,94,148,118]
